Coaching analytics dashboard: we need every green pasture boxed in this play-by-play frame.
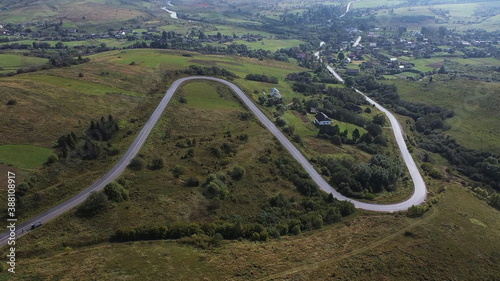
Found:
[205,38,304,51]
[383,79,500,154]
[0,53,48,73]
[450,57,500,66]
[222,38,304,51]
[207,24,274,37]
[0,144,52,169]
[353,0,406,9]
[180,81,242,110]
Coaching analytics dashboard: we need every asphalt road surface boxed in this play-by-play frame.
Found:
[0,76,426,247]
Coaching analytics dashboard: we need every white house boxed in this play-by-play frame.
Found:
[270,88,282,99]
[314,112,332,126]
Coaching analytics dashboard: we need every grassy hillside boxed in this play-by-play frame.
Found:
[0,0,150,24]
[2,78,345,264]
[7,185,500,280]
[0,53,48,75]
[382,78,500,154]
[0,48,414,229]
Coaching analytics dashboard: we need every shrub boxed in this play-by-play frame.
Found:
[104,182,129,202]
[229,165,245,180]
[45,153,59,165]
[172,165,185,178]
[406,204,429,217]
[128,157,145,170]
[251,232,260,241]
[76,191,110,217]
[488,192,500,210]
[150,157,164,170]
[186,176,200,187]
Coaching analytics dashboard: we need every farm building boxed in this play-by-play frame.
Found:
[270,88,282,99]
[314,112,332,126]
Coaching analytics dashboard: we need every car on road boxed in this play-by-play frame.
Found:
[30,222,43,230]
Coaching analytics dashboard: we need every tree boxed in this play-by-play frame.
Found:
[104,182,129,202]
[275,118,287,127]
[150,158,164,170]
[172,165,185,178]
[186,176,200,187]
[46,153,59,165]
[372,114,386,126]
[352,128,360,141]
[229,166,245,180]
[338,52,345,61]
[76,191,110,217]
[438,65,447,74]
[210,233,223,247]
[345,76,354,88]
[489,192,500,210]
[128,157,145,170]
[291,225,301,235]
[332,135,342,145]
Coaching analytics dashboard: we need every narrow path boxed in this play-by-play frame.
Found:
[0,76,427,247]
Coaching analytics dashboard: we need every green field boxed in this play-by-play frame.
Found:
[180,81,242,110]
[91,49,307,103]
[0,144,52,169]
[0,53,48,74]
[212,38,305,51]
[383,79,500,154]
[383,1,500,31]
[353,0,406,9]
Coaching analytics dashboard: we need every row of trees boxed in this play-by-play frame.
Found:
[245,74,279,84]
[110,192,355,243]
[183,65,237,78]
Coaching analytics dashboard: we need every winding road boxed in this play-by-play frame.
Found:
[0,75,426,247]
[340,0,360,18]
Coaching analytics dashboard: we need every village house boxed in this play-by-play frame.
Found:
[346,69,360,76]
[270,88,282,99]
[314,112,332,126]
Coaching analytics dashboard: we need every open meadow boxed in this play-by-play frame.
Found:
[382,78,500,155]
[0,53,48,75]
